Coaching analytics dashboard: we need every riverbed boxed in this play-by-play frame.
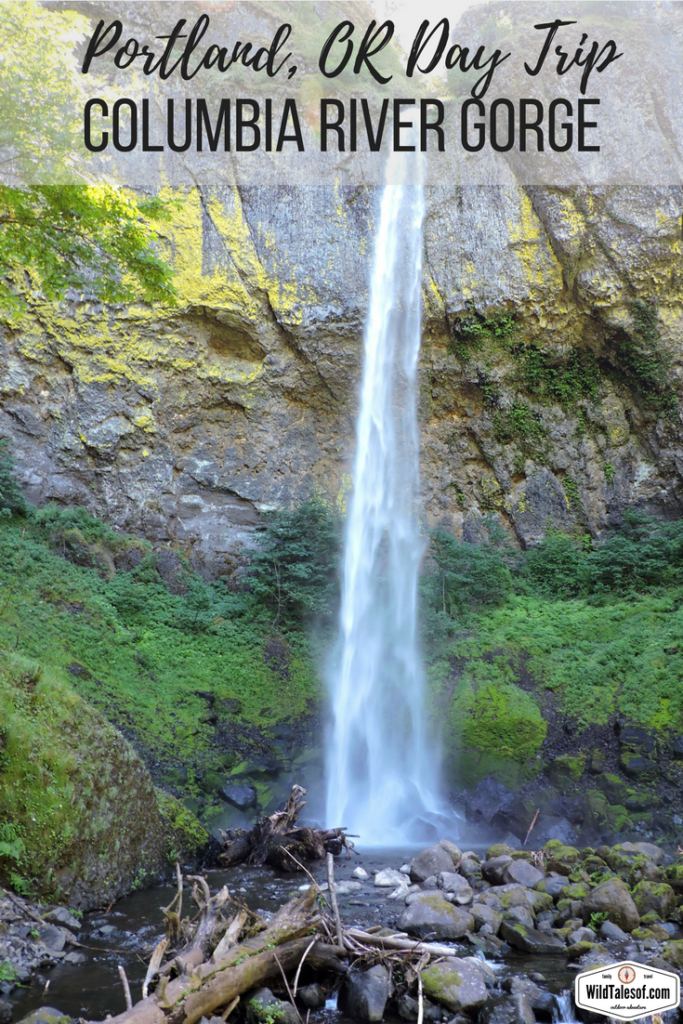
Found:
[10,846,581,1023]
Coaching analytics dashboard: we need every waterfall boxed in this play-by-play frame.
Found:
[553,991,578,1024]
[324,150,441,844]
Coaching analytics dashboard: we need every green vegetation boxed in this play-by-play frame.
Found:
[0,3,177,314]
[615,301,677,414]
[448,306,516,359]
[493,400,550,462]
[521,347,601,406]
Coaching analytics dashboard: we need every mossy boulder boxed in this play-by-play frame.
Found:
[0,652,168,908]
[549,755,586,787]
[580,878,640,933]
[662,940,683,970]
[632,881,677,920]
[606,844,662,883]
[543,840,581,876]
[156,789,209,864]
[585,789,631,831]
[665,862,683,893]
[420,958,489,1014]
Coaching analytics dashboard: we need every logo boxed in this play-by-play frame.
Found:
[575,961,680,1021]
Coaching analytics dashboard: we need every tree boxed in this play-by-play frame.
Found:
[0,2,176,312]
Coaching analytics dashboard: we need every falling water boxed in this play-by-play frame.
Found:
[325,150,441,844]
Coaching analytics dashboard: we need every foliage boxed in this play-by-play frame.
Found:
[614,301,676,414]
[247,496,341,624]
[0,961,18,984]
[0,439,31,517]
[448,306,516,359]
[522,347,601,406]
[0,3,177,313]
[493,399,550,462]
[521,533,586,599]
[427,525,513,615]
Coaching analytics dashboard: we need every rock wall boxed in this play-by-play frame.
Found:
[2,178,683,566]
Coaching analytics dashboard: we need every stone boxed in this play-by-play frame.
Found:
[397,994,441,1023]
[632,881,677,919]
[671,736,683,759]
[438,871,470,894]
[470,903,503,934]
[221,784,257,810]
[374,868,410,888]
[406,889,443,906]
[459,857,482,881]
[298,984,326,1010]
[662,940,683,970]
[340,965,390,1022]
[568,926,595,944]
[352,867,369,880]
[580,878,640,932]
[62,951,88,965]
[409,845,456,883]
[467,779,516,825]
[437,840,462,866]
[502,860,544,888]
[420,958,489,1014]
[504,906,535,930]
[398,897,474,940]
[499,920,565,954]
[44,907,81,933]
[247,988,299,1024]
[634,842,665,866]
[13,1011,72,1024]
[599,920,629,942]
[0,1003,12,1024]
[532,874,568,898]
[36,925,67,952]
[481,856,513,885]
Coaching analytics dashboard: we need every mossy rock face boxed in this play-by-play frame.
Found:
[0,652,167,908]
[485,843,516,859]
[584,789,631,831]
[549,754,586,787]
[596,773,629,804]
[665,863,683,893]
[543,840,581,876]
[156,789,209,864]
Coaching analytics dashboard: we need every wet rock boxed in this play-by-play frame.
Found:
[398,897,474,940]
[459,857,482,881]
[0,1002,12,1024]
[406,889,443,905]
[599,919,629,942]
[568,927,595,944]
[438,871,470,894]
[467,780,516,825]
[374,869,410,888]
[499,921,565,954]
[44,908,81,933]
[632,881,676,919]
[340,965,390,1022]
[221,784,257,810]
[510,976,555,1018]
[397,993,442,1023]
[352,867,369,880]
[247,988,299,1024]
[420,958,489,1014]
[662,940,683,969]
[62,951,88,965]
[543,841,580,876]
[580,878,640,932]
[409,846,456,883]
[633,843,665,866]
[298,984,326,1010]
[502,860,544,888]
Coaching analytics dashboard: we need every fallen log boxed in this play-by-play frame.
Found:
[345,928,460,959]
[103,888,325,1024]
[219,785,353,869]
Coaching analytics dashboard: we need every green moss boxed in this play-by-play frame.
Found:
[549,754,586,784]
[156,789,208,864]
[0,650,165,904]
[544,841,581,875]
[447,306,516,360]
[493,400,550,463]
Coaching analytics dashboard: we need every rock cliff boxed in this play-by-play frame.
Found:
[2,178,682,566]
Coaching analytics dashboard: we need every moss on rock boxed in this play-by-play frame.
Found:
[156,789,209,864]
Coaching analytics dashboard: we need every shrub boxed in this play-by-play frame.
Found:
[425,527,513,618]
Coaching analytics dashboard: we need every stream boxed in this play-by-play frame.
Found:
[10,847,580,1023]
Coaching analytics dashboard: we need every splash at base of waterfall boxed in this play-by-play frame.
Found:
[324,150,448,846]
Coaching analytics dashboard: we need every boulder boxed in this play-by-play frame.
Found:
[298,985,326,1010]
[504,905,535,930]
[352,866,369,880]
[502,860,544,888]
[532,874,569,898]
[420,958,489,1014]
[437,839,462,866]
[662,940,683,970]
[438,871,470,894]
[482,856,513,885]
[634,842,665,866]
[580,878,640,932]
[36,924,68,952]
[568,926,595,944]
[44,907,81,933]
[340,966,390,1022]
[374,868,410,888]
[470,903,503,934]
[409,845,456,883]
[459,857,483,880]
[543,841,580,876]
[397,994,442,1023]
[632,881,677,920]
[398,896,474,940]
[499,920,565,954]
[221,784,257,810]
[0,1003,12,1024]
[14,1012,73,1024]
[599,920,629,942]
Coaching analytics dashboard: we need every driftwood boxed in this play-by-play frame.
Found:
[219,785,353,870]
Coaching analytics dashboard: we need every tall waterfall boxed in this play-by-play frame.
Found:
[325,151,440,844]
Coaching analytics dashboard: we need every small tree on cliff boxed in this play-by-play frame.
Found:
[248,496,340,626]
